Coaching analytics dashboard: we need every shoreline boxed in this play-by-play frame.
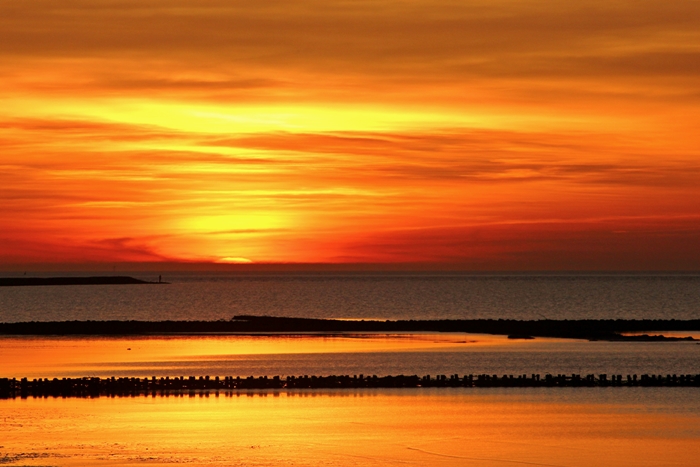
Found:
[0,315,698,341]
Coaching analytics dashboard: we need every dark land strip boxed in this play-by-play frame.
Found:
[0,316,698,341]
[0,276,166,286]
[2,373,699,398]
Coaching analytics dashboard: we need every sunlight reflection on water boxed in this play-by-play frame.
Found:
[2,388,698,466]
[2,334,698,379]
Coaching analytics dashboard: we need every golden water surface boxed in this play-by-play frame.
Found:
[2,389,698,467]
[0,333,528,378]
[2,335,698,466]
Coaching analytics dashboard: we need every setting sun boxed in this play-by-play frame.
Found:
[1,0,699,270]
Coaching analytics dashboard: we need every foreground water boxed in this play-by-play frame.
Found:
[2,272,699,466]
[2,389,699,467]
[1,272,699,322]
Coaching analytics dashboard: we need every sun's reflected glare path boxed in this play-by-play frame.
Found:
[2,389,699,466]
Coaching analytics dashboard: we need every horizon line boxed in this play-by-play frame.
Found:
[1,261,699,274]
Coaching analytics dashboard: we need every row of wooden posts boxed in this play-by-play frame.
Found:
[2,373,699,398]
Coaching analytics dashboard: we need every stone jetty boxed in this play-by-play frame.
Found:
[0,276,165,287]
[1,373,698,398]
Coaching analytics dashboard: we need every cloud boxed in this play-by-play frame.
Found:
[2,0,699,104]
[0,235,173,263]
[3,1,697,64]
[1,1,699,267]
[333,215,700,270]
[205,129,700,187]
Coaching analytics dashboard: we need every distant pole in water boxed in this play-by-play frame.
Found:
[159,275,162,283]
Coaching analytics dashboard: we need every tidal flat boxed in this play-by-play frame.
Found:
[1,334,699,466]
[2,275,699,465]
[2,388,699,467]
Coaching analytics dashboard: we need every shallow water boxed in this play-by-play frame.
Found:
[2,388,699,467]
[2,272,699,322]
[2,334,698,379]
[2,272,699,466]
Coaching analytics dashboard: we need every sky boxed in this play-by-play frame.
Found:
[1,0,699,270]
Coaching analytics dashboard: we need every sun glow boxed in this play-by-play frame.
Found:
[176,214,288,235]
[217,257,254,264]
[1,1,699,269]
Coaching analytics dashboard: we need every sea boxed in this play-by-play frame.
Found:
[1,272,699,377]
[3,271,700,322]
[1,272,699,466]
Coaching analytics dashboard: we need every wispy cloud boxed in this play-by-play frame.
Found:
[1,1,699,268]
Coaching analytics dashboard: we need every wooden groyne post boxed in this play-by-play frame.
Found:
[2,373,699,399]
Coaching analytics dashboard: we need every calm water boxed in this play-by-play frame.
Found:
[2,272,699,377]
[2,272,699,466]
[1,272,699,322]
[2,334,699,379]
[2,389,699,467]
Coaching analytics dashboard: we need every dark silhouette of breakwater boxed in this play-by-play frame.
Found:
[1,373,698,398]
[0,276,165,287]
[1,315,698,341]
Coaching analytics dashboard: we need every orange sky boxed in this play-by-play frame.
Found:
[1,1,699,270]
